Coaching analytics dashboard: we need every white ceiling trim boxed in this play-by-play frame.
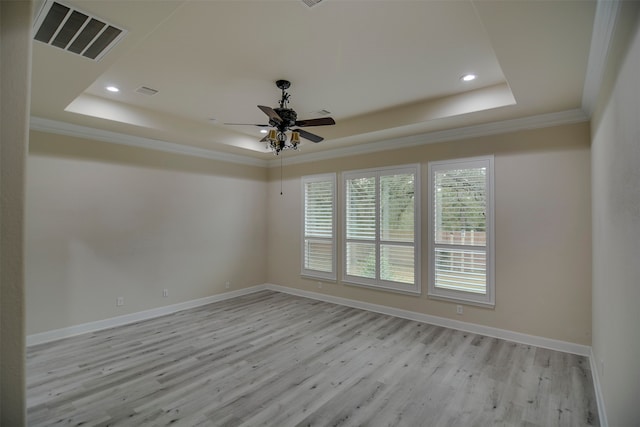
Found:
[269,109,589,167]
[29,116,269,167]
[582,0,621,116]
[30,109,588,169]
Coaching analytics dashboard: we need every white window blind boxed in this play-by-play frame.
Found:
[344,165,420,294]
[302,174,336,280]
[428,156,494,306]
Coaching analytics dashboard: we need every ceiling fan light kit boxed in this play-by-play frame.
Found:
[264,129,302,153]
[225,80,336,155]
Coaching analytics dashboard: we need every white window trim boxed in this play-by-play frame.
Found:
[342,164,421,295]
[427,156,495,307]
[301,173,337,281]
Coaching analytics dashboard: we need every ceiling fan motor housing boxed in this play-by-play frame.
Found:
[274,108,297,129]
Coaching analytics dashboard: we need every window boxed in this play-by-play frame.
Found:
[302,174,336,280]
[343,165,420,294]
[428,156,494,306]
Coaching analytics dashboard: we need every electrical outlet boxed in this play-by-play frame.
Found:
[163,289,169,297]
[116,297,124,306]
[456,305,463,315]
[225,281,230,289]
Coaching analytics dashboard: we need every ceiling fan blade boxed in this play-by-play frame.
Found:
[224,123,270,127]
[294,128,324,143]
[258,105,282,125]
[295,117,336,127]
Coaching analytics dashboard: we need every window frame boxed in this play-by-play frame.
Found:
[427,155,495,307]
[301,173,337,281]
[342,164,421,295]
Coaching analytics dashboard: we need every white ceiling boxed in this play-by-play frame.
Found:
[30,0,597,162]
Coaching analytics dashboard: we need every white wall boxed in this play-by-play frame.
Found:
[26,131,268,334]
[591,5,640,425]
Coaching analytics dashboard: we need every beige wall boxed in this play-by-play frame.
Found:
[1,1,32,425]
[267,122,592,345]
[25,131,268,334]
[26,124,593,344]
[591,4,640,425]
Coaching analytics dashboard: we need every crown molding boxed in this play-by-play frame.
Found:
[582,0,621,117]
[269,108,589,167]
[29,116,269,168]
[31,108,588,169]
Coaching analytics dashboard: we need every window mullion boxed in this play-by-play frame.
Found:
[433,243,483,251]
[380,240,414,247]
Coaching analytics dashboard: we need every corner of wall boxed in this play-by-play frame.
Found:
[1,1,33,425]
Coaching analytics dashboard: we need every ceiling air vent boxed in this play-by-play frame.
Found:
[301,0,324,8]
[33,0,127,61]
[135,86,159,96]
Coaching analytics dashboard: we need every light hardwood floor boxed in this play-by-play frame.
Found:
[27,290,598,426]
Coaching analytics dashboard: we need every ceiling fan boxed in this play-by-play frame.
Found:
[225,80,336,154]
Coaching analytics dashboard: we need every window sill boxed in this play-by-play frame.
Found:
[427,291,495,309]
[343,278,421,296]
[301,273,337,283]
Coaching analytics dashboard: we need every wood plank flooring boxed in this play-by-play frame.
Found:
[26,290,599,426]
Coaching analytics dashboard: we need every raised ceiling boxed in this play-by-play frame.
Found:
[30,0,596,162]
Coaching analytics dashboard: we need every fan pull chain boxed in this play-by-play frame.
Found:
[280,156,283,196]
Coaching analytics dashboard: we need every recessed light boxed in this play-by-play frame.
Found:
[461,74,477,82]
[260,129,268,134]
[105,85,120,93]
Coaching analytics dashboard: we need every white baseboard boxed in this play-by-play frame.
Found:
[275,280,603,423]
[589,347,608,427]
[26,285,266,346]
[264,283,591,357]
[27,282,604,422]
[27,282,591,356]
